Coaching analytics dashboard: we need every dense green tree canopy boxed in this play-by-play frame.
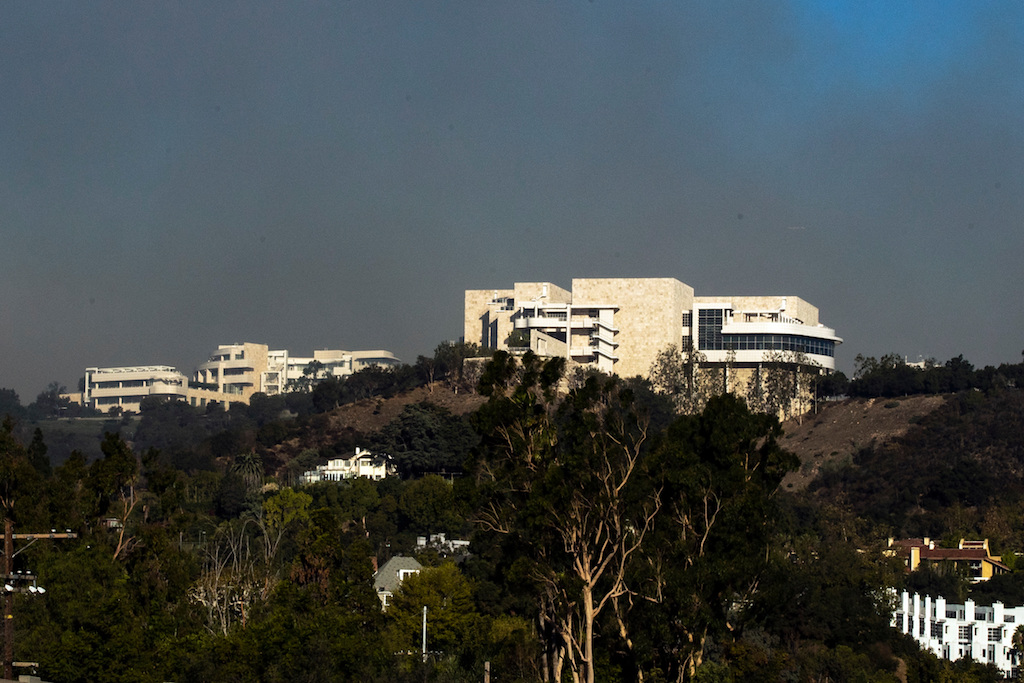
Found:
[0,348,1021,682]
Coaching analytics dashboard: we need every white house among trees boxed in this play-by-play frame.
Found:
[300,447,394,483]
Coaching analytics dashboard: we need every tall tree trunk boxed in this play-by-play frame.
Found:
[583,584,595,683]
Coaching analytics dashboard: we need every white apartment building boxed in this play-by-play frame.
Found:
[301,447,394,483]
[263,348,403,395]
[195,343,402,402]
[894,590,1023,677]
[465,278,842,392]
[81,343,402,412]
[83,366,189,413]
[193,343,270,401]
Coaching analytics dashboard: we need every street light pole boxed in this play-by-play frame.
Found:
[3,520,77,680]
[4,520,12,682]
[421,606,427,663]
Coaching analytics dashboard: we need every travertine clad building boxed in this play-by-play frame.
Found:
[465,278,842,384]
[82,344,401,412]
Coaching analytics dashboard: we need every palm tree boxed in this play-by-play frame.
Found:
[1011,624,1024,675]
[232,450,263,493]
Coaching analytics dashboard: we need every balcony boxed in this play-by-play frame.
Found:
[589,332,618,347]
[514,315,569,330]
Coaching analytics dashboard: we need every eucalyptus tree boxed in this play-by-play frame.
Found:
[471,352,661,683]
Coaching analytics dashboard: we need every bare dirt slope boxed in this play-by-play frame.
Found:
[323,382,487,435]
[779,395,948,492]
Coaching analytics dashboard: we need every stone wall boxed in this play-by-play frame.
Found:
[572,278,693,379]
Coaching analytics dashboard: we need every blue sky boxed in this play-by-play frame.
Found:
[2,1,1022,400]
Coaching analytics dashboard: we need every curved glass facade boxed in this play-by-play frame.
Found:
[720,333,836,357]
[697,308,835,357]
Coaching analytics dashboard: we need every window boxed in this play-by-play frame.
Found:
[697,309,726,350]
[931,622,943,640]
[989,627,1002,641]
[960,625,972,641]
[718,333,836,357]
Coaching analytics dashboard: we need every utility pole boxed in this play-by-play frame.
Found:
[421,606,427,662]
[3,520,76,680]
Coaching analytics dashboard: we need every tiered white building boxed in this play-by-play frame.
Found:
[893,590,1023,677]
[82,343,401,413]
[465,278,842,392]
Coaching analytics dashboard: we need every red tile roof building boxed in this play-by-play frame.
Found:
[887,537,1010,582]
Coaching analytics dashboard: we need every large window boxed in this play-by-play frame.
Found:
[720,333,836,357]
[697,309,726,350]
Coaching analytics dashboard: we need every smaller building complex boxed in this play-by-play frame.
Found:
[894,590,1023,677]
[83,366,188,412]
[81,343,401,413]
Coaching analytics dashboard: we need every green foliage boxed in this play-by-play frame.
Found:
[0,387,26,421]
[398,475,461,535]
[0,416,45,523]
[27,381,72,420]
[649,343,717,414]
[906,561,969,603]
[264,487,312,537]
[386,562,481,657]
[807,387,1024,537]
[6,344,1021,682]
[370,402,478,477]
[846,353,1024,399]
[623,394,799,680]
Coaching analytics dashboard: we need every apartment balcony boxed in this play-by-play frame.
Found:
[515,316,569,330]
[569,345,620,362]
[569,346,596,359]
[590,332,618,347]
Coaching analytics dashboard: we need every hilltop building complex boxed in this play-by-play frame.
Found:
[82,343,400,413]
[465,278,842,403]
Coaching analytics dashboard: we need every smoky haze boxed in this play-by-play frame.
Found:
[2,2,1022,401]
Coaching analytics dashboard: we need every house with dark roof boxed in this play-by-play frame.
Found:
[887,537,1011,582]
[372,556,423,609]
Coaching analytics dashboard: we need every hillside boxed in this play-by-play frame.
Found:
[784,388,1024,542]
[779,395,948,491]
[266,382,487,465]
[267,388,955,484]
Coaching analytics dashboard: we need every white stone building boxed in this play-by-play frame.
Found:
[263,348,402,395]
[83,366,189,413]
[301,447,394,483]
[80,343,402,412]
[893,589,1023,677]
[195,343,401,402]
[465,278,842,396]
